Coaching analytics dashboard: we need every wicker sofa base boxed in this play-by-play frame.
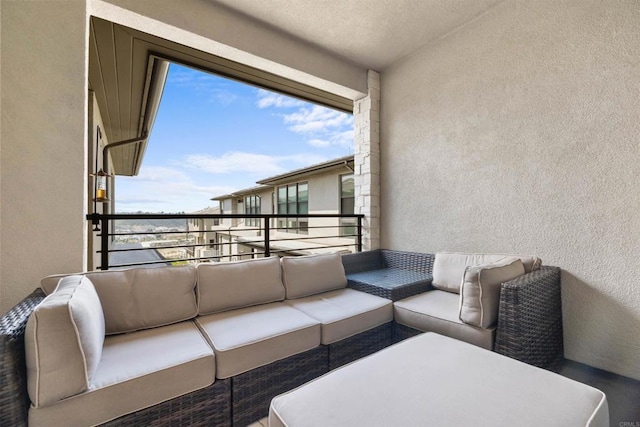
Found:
[101,379,231,427]
[328,322,393,370]
[0,288,46,427]
[231,346,329,426]
[393,321,424,343]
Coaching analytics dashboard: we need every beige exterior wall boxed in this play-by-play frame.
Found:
[0,1,88,313]
[308,171,340,212]
[381,1,640,380]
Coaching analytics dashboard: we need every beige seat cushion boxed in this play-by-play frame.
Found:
[28,321,215,427]
[394,290,494,349]
[432,252,541,293]
[197,257,284,315]
[25,276,105,407]
[459,257,525,328]
[196,302,321,378]
[281,253,347,299]
[270,333,608,427]
[42,266,198,334]
[286,288,392,345]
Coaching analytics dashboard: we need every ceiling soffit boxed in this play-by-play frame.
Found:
[211,0,504,70]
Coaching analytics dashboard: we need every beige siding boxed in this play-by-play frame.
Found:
[381,1,640,380]
[308,171,340,213]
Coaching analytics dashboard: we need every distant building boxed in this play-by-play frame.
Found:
[210,155,355,260]
[186,206,222,261]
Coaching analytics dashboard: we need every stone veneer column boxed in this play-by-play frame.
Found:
[353,70,381,250]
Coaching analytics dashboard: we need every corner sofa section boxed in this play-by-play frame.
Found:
[16,253,393,427]
[343,250,563,368]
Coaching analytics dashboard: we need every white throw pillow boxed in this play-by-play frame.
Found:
[281,253,347,299]
[458,257,525,329]
[25,275,105,407]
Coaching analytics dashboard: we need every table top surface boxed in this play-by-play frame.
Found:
[347,268,432,289]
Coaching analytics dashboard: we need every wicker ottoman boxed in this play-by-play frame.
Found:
[269,333,608,427]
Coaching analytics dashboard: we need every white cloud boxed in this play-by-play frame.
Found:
[116,166,236,213]
[178,151,328,176]
[284,105,353,134]
[256,89,305,109]
[254,88,355,150]
[328,129,355,147]
[181,152,285,175]
[308,139,331,148]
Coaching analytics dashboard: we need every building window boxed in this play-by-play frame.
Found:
[277,182,308,233]
[340,174,356,236]
[244,195,261,227]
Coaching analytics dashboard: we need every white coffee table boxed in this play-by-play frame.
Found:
[270,333,608,427]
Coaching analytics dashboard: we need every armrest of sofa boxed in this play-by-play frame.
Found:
[0,288,46,426]
[494,266,563,368]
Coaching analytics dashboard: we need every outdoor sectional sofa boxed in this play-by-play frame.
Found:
[342,249,563,368]
[1,254,393,427]
[0,250,563,426]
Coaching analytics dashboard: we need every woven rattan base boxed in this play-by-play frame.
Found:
[101,379,231,427]
[494,266,563,368]
[328,322,393,370]
[231,346,329,426]
[0,288,46,427]
[393,322,424,343]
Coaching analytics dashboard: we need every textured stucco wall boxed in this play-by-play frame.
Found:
[1,1,88,313]
[381,1,640,380]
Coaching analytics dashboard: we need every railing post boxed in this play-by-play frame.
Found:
[357,215,363,253]
[100,216,109,270]
[264,217,271,258]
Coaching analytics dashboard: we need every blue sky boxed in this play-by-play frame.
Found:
[116,63,354,213]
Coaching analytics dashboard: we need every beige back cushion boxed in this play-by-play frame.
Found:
[197,257,285,315]
[432,253,541,293]
[25,275,105,408]
[43,266,198,334]
[281,253,347,299]
[459,257,526,329]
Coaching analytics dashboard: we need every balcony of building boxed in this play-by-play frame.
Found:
[2,1,640,426]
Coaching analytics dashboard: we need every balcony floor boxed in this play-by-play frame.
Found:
[554,358,640,425]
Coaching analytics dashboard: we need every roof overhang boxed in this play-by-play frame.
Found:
[211,185,272,201]
[257,155,354,186]
[89,17,169,176]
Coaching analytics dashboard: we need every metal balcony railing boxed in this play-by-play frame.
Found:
[87,213,364,270]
